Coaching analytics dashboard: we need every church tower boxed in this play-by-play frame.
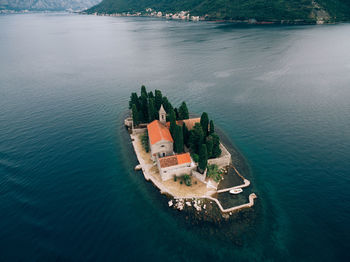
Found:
[159,104,166,125]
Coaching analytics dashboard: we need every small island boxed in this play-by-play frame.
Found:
[125,86,257,218]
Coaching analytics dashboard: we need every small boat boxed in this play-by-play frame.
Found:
[229,188,243,195]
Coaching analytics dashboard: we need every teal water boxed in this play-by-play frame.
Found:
[1,13,350,261]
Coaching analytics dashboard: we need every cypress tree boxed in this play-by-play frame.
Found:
[178,102,189,120]
[141,85,147,98]
[169,108,177,137]
[132,104,139,126]
[138,110,144,125]
[182,122,190,147]
[148,98,156,122]
[189,123,204,154]
[174,125,184,153]
[129,92,140,110]
[154,89,162,111]
[140,94,148,122]
[162,96,173,114]
[174,108,179,120]
[148,91,154,99]
[212,133,222,158]
[200,112,209,137]
[209,120,215,135]
[198,144,208,173]
[206,136,213,158]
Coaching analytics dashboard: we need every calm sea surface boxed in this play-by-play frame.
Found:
[0,13,350,261]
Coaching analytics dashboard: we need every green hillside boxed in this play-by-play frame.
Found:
[317,0,350,20]
[86,0,350,22]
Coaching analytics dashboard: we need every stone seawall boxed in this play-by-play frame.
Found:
[174,193,257,213]
[208,143,232,167]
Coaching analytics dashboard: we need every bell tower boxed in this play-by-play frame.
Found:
[159,104,166,125]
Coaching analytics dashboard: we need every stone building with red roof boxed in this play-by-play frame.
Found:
[147,119,174,161]
[146,105,195,181]
[157,153,195,181]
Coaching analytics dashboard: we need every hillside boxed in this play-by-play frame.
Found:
[86,0,350,22]
[0,0,101,11]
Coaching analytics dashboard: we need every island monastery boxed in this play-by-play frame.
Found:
[147,105,201,181]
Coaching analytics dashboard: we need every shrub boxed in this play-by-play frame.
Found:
[183,174,192,186]
[207,164,222,182]
[174,176,177,182]
[191,153,199,163]
[198,144,208,173]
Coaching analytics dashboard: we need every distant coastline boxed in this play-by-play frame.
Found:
[82,11,331,25]
[84,0,350,25]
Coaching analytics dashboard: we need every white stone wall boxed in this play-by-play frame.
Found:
[132,127,146,135]
[208,143,232,167]
[124,118,133,127]
[192,168,206,182]
[150,140,173,160]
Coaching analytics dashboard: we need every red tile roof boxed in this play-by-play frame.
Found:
[177,153,192,165]
[147,120,173,145]
[159,153,192,168]
[166,118,201,130]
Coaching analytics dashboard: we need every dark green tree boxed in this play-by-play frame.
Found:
[174,125,184,153]
[209,120,215,135]
[148,98,156,122]
[141,85,148,98]
[212,133,222,158]
[189,123,204,154]
[169,108,177,137]
[200,112,209,137]
[174,108,179,120]
[129,92,140,110]
[162,96,173,114]
[138,110,144,124]
[131,104,139,126]
[139,93,148,122]
[182,122,190,147]
[178,102,189,120]
[154,89,163,111]
[206,136,213,158]
[148,91,154,99]
[198,144,208,173]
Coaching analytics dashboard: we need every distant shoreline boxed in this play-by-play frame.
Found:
[82,12,337,25]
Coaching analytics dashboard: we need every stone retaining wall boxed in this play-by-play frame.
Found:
[192,169,206,182]
[208,143,232,167]
[174,193,257,213]
[132,127,146,135]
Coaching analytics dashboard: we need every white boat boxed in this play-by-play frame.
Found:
[229,188,243,195]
